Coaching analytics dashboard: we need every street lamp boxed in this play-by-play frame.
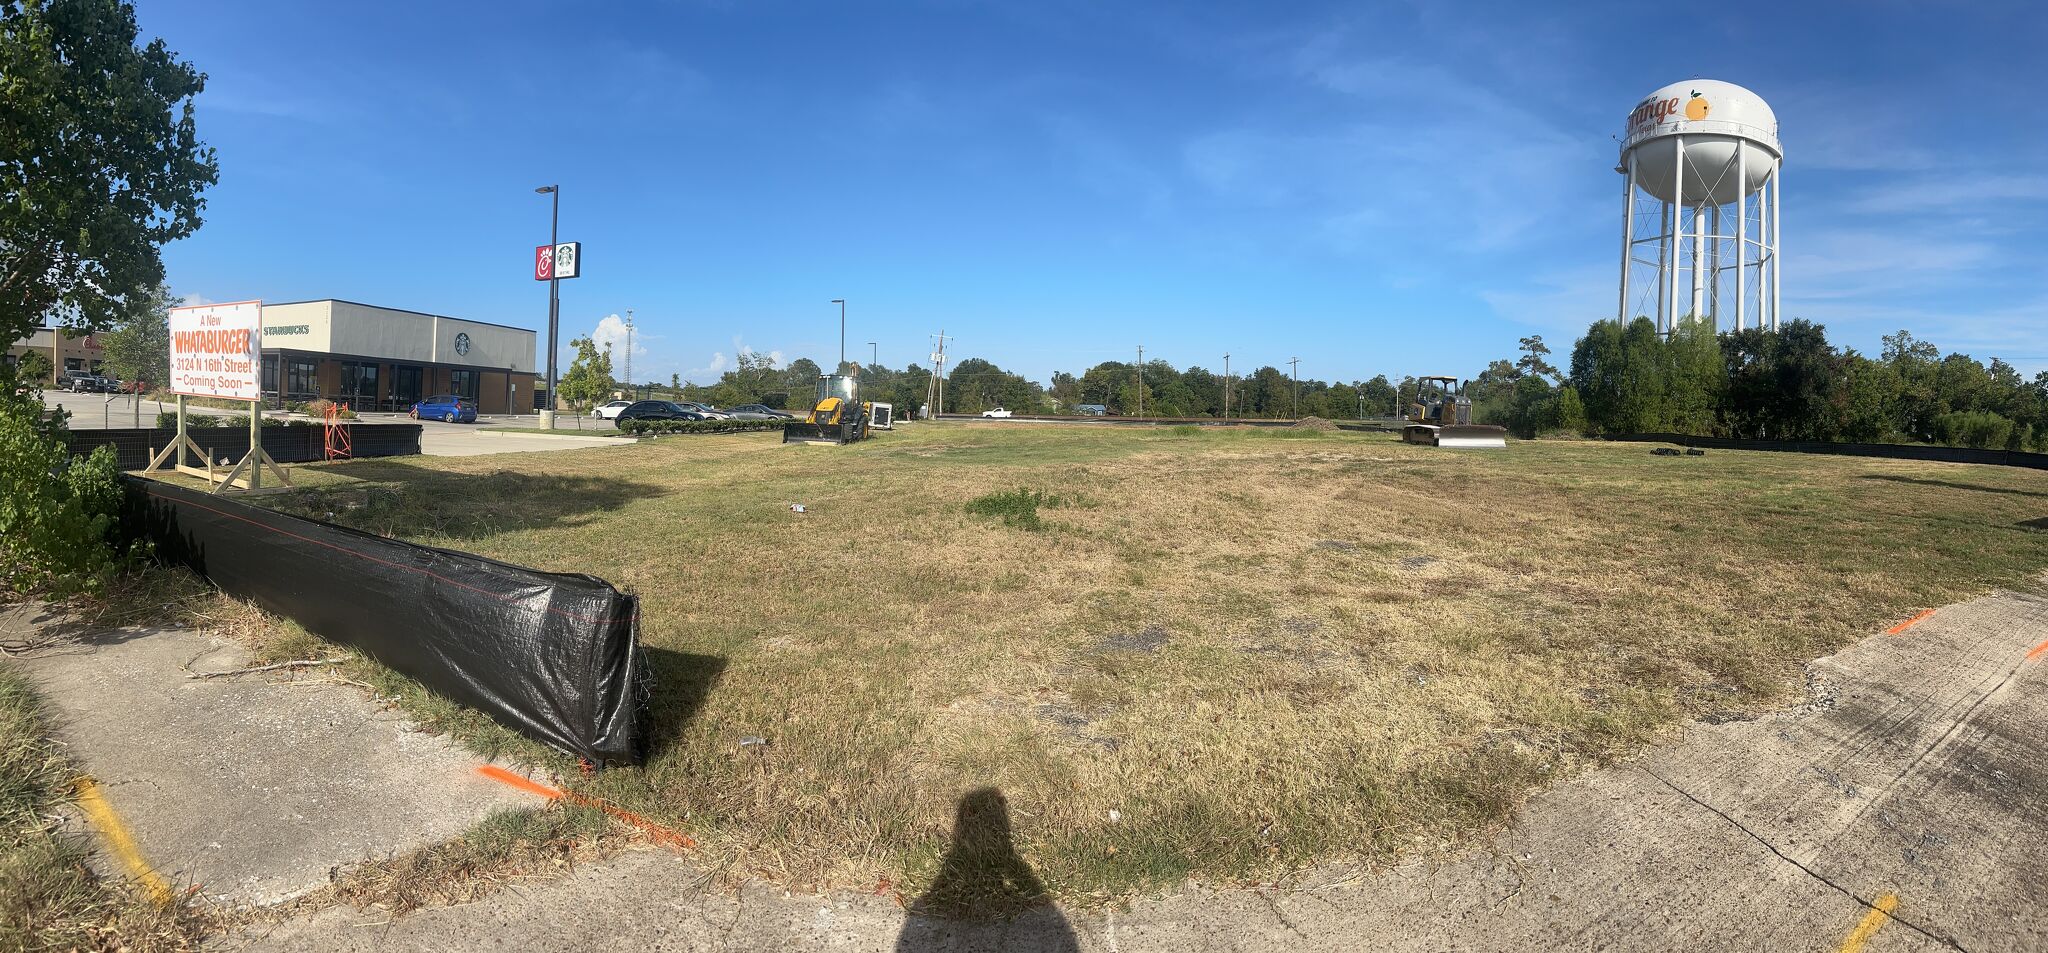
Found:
[536,184,560,429]
[831,299,846,375]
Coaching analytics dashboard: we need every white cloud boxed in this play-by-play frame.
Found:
[588,314,650,362]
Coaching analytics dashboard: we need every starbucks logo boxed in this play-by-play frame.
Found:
[454,332,471,356]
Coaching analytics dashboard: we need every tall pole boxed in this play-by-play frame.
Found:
[1288,357,1300,419]
[535,184,561,428]
[623,308,634,397]
[1223,353,1230,420]
[1135,346,1145,417]
[832,299,846,375]
[866,341,877,376]
[1690,192,1706,326]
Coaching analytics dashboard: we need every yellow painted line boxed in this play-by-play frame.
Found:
[1838,892,1900,953]
[71,776,174,906]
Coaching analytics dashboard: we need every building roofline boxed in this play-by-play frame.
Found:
[263,299,537,336]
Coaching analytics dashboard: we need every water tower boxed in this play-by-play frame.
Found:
[1617,79,1781,334]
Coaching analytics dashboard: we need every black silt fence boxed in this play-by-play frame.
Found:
[65,424,422,471]
[125,477,650,765]
[1610,433,2048,470]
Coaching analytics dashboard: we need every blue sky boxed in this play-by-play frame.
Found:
[143,0,2048,384]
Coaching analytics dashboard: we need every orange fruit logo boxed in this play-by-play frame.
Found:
[1685,92,1709,120]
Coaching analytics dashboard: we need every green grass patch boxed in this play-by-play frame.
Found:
[965,488,1084,531]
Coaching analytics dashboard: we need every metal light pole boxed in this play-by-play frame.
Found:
[867,341,877,375]
[1222,353,1230,421]
[623,308,634,398]
[832,299,846,376]
[536,184,560,428]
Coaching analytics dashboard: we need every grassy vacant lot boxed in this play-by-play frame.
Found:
[254,423,2047,909]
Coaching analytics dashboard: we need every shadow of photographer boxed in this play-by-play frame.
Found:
[894,788,1080,952]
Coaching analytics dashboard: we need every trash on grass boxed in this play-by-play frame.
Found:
[789,503,807,514]
[739,735,769,748]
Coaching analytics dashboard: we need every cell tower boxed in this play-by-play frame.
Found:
[1617,79,1782,335]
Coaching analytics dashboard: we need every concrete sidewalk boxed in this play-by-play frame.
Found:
[5,606,541,906]
[237,586,2048,951]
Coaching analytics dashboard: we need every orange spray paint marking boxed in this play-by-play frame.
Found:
[1838,892,1900,953]
[2025,639,2048,662]
[475,765,697,850]
[1885,610,1936,635]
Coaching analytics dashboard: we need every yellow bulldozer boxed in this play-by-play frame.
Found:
[782,374,873,445]
[1401,375,1508,449]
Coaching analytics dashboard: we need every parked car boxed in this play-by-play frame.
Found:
[670,400,731,420]
[592,399,632,420]
[728,403,794,419]
[410,394,478,423]
[616,400,705,422]
[62,370,118,393]
[981,407,1014,418]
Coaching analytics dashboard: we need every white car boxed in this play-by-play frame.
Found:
[592,399,632,420]
[981,408,1013,418]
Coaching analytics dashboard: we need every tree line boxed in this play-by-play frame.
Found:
[641,317,2045,452]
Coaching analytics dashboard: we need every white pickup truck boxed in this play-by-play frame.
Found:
[981,408,1013,418]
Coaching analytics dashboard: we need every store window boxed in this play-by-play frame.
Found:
[286,360,319,399]
[450,369,478,400]
[262,355,279,395]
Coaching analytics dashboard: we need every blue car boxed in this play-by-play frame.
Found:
[411,394,477,423]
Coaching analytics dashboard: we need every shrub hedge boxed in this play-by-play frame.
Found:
[616,418,789,436]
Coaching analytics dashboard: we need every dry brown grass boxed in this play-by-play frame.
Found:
[233,424,2048,909]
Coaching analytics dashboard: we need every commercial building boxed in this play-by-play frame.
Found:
[6,326,105,377]
[256,300,537,414]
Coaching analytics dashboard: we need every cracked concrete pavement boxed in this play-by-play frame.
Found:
[4,605,541,906]
[232,585,2048,952]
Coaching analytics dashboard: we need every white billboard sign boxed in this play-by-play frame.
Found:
[169,300,263,401]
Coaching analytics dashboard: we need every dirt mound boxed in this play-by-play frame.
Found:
[1291,416,1338,431]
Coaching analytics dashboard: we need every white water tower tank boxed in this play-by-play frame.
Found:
[1617,79,1783,334]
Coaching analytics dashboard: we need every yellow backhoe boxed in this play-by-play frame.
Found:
[1402,376,1508,449]
[782,375,872,445]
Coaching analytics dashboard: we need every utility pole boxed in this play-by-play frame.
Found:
[623,308,633,398]
[1220,354,1229,420]
[1136,345,1144,417]
[928,330,952,417]
[867,341,877,376]
[1288,357,1300,419]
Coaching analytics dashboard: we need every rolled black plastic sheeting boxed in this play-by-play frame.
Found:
[124,476,649,765]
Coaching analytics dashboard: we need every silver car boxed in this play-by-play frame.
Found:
[671,401,731,419]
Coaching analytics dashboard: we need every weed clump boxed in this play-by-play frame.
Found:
[965,488,1079,531]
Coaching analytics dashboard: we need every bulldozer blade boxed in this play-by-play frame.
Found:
[781,424,845,445]
[1435,426,1508,449]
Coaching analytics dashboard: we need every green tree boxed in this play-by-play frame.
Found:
[1553,385,1588,435]
[13,350,52,387]
[557,337,614,412]
[98,283,175,388]
[1516,335,1561,382]
[1,0,218,345]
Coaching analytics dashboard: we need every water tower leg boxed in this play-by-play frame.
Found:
[1770,164,1782,331]
[1655,205,1670,333]
[1665,136,1683,335]
[1618,151,1636,324]
[1690,201,1705,326]
[1709,202,1721,330]
[1736,147,1747,332]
